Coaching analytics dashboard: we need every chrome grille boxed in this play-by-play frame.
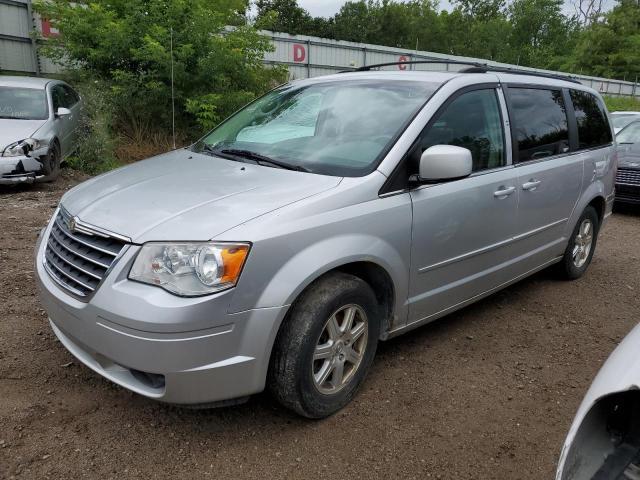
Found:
[43,209,127,297]
[616,168,640,186]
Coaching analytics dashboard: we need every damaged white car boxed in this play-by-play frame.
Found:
[557,324,640,479]
[0,76,82,184]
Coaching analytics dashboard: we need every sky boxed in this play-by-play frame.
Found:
[299,0,412,17]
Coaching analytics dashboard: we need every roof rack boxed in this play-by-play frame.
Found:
[350,60,582,85]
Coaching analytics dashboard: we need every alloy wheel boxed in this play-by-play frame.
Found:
[572,218,594,268]
[312,304,368,395]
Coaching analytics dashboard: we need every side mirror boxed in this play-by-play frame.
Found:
[56,107,71,117]
[419,145,473,182]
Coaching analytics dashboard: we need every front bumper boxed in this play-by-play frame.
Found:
[0,154,45,185]
[35,225,288,405]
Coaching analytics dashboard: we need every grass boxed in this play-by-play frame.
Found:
[603,95,640,112]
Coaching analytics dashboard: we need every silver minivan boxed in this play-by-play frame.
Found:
[35,65,616,418]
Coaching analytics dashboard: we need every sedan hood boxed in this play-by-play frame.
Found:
[0,119,46,151]
[61,149,341,242]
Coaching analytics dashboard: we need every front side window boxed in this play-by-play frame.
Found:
[0,87,48,120]
[415,88,505,172]
[196,80,439,177]
[63,85,80,106]
[570,90,613,149]
[509,88,569,162]
[51,85,67,110]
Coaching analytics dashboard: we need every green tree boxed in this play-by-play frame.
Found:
[255,0,314,34]
[506,0,578,68]
[35,0,286,135]
[570,0,640,80]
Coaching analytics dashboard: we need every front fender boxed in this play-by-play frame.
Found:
[226,186,413,332]
[257,233,407,323]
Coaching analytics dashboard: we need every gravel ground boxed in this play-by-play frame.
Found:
[1,170,639,480]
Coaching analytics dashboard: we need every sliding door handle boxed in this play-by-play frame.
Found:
[522,180,542,191]
[493,186,516,198]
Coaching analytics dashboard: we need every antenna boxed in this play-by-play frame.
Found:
[170,26,176,150]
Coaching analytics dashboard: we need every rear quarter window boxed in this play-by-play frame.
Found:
[569,90,613,149]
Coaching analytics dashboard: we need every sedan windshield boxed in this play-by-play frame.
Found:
[0,87,48,120]
[617,121,640,143]
[612,114,640,130]
[195,80,439,176]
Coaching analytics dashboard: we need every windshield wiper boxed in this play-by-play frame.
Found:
[218,148,311,173]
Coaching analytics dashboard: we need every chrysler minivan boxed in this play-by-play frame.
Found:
[36,65,616,418]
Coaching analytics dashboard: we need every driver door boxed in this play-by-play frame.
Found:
[408,86,520,325]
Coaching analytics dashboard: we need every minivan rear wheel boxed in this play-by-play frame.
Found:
[268,272,380,418]
[557,206,600,280]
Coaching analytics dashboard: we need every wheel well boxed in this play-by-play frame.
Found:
[588,196,606,224]
[334,261,395,336]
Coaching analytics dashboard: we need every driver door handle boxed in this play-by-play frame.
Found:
[522,180,542,191]
[493,186,516,198]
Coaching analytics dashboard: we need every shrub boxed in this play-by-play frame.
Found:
[35,0,287,170]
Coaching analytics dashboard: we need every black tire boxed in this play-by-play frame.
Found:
[268,272,381,418]
[557,206,600,280]
[38,142,61,183]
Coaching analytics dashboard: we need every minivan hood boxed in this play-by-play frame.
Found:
[0,119,46,151]
[61,149,342,242]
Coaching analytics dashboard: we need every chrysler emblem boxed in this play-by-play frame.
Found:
[68,216,78,233]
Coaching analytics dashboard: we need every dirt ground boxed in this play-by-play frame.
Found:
[1,169,639,480]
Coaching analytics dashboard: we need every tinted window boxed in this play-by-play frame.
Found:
[570,90,613,148]
[416,89,505,171]
[51,85,67,110]
[51,85,78,110]
[509,88,569,162]
[62,85,80,106]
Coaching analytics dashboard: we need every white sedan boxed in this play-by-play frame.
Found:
[0,76,82,184]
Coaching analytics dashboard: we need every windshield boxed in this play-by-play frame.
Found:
[617,121,640,143]
[194,80,439,176]
[612,114,640,130]
[0,87,48,120]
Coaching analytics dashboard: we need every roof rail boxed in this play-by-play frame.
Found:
[350,60,582,85]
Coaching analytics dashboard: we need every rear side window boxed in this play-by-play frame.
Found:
[569,90,612,149]
[509,88,569,162]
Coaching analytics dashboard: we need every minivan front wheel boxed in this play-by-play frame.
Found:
[558,206,600,280]
[268,272,380,418]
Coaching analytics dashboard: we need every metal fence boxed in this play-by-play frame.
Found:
[262,30,640,97]
[1,0,638,97]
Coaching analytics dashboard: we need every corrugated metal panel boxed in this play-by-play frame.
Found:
[263,29,640,97]
[0,37,35,72]
[0,3,30,38]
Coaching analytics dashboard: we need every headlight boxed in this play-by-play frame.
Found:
[129,242,250,297]
[1,138,43,157]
